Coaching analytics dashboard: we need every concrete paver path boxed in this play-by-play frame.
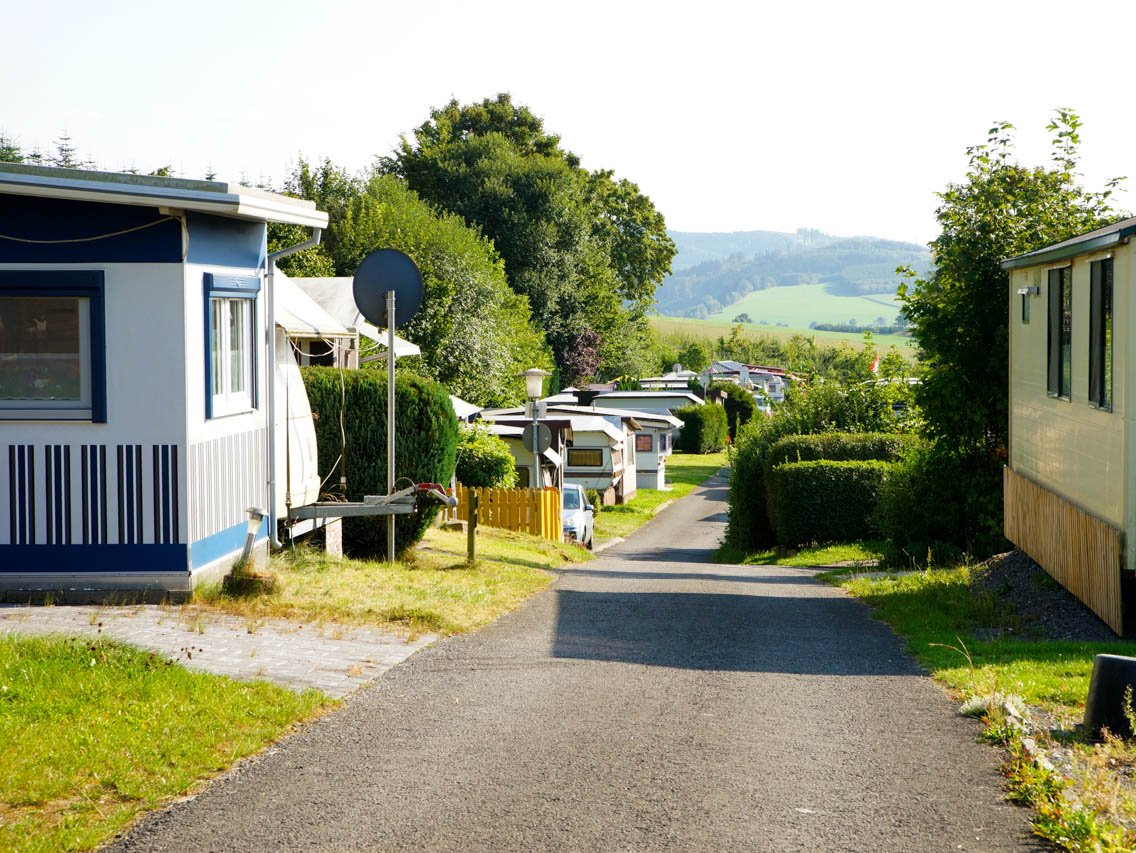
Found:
[110,473,1036,851]
[0,604,434,698]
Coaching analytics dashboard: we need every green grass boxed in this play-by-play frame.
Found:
[194,525,590,636]
[719,540,886,568]
[830,564,1136,848]
[0,634,329,853]
[706,282,901,329]
[594,451,726,542]
[649,315,915,355]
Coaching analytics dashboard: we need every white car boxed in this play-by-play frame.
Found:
[562,483,595,549]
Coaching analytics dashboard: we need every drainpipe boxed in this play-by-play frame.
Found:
[265,228,322,547]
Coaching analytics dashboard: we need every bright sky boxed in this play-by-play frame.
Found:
[3,0,1134,245]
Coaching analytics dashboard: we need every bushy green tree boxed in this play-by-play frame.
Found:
[383,94,675,378]
[335,175,551,406]
[455,422,518,488]
[895,111,1124,559]
[712,382,758,439]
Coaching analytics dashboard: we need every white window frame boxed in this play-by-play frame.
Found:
[204,273,259,419]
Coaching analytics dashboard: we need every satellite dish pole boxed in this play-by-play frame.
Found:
[353,248,424,563]
[387,288,396,563]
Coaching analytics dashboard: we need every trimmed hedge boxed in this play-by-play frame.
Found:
[764,432,919,472]
[673,403,728,453]
[765,460,892,548]
[714,382,759,439]
[302,367,459,557]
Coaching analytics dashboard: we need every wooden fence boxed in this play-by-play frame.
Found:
[451,484,562,542]
[1004,467,1125,634]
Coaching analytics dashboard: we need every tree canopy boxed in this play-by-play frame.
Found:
[272,161,551,406]
[900,111,1124,457]
[382,93,675,382]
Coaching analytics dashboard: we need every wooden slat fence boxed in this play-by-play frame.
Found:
[451,484,562,542]
[1004,467,1125,634]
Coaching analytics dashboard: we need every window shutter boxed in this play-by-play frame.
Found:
[1089,261,1103,406]
[1047,268,1061,396]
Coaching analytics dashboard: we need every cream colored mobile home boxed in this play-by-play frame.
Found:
[1003,217,1136,634]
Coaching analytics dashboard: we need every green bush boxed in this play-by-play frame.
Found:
[766,460,892,548]
[673,403,728,453]
[875,444,1008,565]
[586,488,603,513]
[302,367,459,557]
[713,382,758,440]
[765,433,920,471]
[455,422,518,488]
[727,379,918,551]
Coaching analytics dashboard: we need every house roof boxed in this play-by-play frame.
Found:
[593,390,704,406]
[1002,215,1136,270]
[0,163,328,229]
[290,277,421,358]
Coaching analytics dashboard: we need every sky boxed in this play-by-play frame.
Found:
[3,0,1135,246]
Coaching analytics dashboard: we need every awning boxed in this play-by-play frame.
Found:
[274,274,352,338]
[542,447,563,468]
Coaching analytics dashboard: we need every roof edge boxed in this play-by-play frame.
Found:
[1002,223,1136,271]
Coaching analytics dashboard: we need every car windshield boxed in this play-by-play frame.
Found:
[563,489,581,509]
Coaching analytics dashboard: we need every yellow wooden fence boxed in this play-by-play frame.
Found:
[451,484,562,541]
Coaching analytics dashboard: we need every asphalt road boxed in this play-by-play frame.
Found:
[110,473,1036,851]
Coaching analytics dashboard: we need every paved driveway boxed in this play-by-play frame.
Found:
[109,473,1036,851]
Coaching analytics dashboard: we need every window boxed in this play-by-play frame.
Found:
[636,434,653,453]
[567,448,603,467]
[0,271,105,421]
[1047,267,1072,399]
[1089,258,1114,411]
[204,273,259,418]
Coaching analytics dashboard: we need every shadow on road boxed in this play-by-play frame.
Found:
[551,588,920,676]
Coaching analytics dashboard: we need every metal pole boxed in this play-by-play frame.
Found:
[387,290,396,563]
[531,403,539,491]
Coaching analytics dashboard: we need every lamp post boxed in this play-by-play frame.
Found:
[521,368,550,490]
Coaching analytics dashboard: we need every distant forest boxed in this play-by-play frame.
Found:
[658,228,932,319]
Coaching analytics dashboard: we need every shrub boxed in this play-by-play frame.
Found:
[876,444,1008,565]
[455,422,518,488]
[586,488,603,513]
[765,433,920,471]
[302,367,459,557]
[713,382,758,440]
[673,403,728,453]
[766,460,892,548]
[726,379,918,551]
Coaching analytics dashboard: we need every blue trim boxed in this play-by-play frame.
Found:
[190,521,266,569]
[0,544,188,573]
[0,196,182,263]
[202,273,260,419]
[186,213,266,269]
[0,271,106,422]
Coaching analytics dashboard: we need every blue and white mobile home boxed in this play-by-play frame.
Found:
[0,164,328,598]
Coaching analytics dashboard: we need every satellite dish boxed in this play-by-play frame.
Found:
[353,249,423,328]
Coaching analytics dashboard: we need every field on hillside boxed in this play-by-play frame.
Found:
[705,283,902,329]
[650,316,916,356]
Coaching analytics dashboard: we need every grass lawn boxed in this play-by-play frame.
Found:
[717,539,886,568]
[194,524,590,636]
[649,315,916,356]
[594,451,726,542]
[0,634,329,853]
[829,564,1136,849]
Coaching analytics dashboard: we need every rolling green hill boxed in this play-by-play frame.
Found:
[659,229,931,327]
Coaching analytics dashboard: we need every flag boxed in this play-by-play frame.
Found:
[869,355,880,374]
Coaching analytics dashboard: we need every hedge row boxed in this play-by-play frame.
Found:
[764,432,918,472]
[765,460,892,548]
[302,367,459,557]
[673,403,728,453]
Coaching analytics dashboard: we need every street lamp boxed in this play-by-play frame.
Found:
[521,368,550,489]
